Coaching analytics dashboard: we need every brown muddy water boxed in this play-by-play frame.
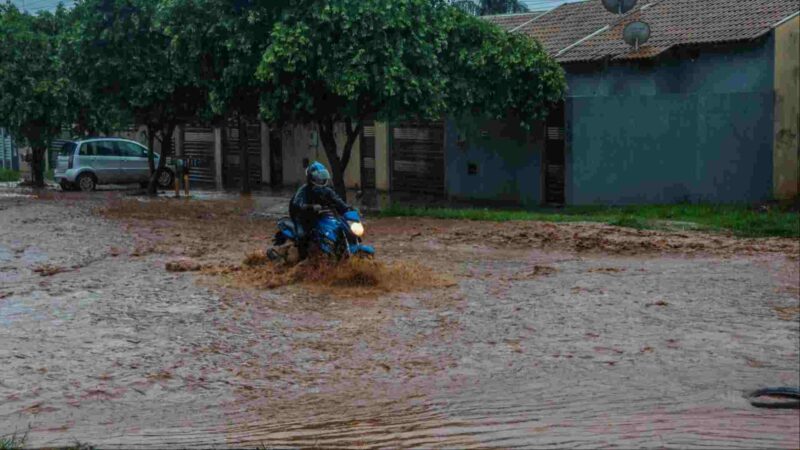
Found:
[1,194,799,449]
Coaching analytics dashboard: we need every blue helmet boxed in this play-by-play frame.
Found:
[306,161,331,187]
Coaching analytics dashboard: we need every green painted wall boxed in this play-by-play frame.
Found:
[564,37,776,204]
[445,116,544,207]
[566,92,774,204]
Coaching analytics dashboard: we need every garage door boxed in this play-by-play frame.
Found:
[183,125,215,184]
[391,121,445,196]
[360,121,376,190]
[223,120,262,188]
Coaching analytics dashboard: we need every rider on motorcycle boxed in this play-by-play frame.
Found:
[289,161,353,259]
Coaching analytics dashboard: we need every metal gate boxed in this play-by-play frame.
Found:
[223,119,262,188]
[390,121,445,196]
[1,129,17,170]
[183,125,215,184]
[360,121,376,190]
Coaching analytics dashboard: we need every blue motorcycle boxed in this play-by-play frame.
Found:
[269,208,375,261]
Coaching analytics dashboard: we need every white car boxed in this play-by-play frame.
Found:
[54,137,174,191]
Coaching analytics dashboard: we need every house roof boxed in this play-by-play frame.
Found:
[489,0,800,63]
[481,12,547,32]
[514,1,619,55]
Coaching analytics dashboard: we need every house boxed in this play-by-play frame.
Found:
[47,0,794,207]
[269,0,798,206]
[469,0,800,205]
[170,121,366,194]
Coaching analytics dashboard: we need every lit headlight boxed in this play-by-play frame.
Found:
[349,222,365,237]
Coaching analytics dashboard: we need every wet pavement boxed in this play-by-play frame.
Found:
[1,191,798,448]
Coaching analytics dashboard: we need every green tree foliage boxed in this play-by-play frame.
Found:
[160,0,299,194]
[444,9,565,123]
[258,0,454,198]
[0,5,70,187]
[450,0,529,15]
[257,0,565,198]
[63,0,205,195]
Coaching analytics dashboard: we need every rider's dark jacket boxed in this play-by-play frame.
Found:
[289,184,351,239]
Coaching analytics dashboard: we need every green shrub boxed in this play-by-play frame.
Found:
[0,168,20,182]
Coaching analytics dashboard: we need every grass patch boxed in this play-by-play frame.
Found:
[0,431,26,450]
[608,215,648,230]
[380,203,800,238]
[0,168,20,182]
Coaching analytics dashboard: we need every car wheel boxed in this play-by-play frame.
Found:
[76,173,96,192]
[156,169,174,189]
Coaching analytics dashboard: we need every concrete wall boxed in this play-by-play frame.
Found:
[279,123,361,189]
[773,15,800,200]
[566,92,774,204]
[564,36,776,204]
[445,116,545,207]
[116,126,149,147]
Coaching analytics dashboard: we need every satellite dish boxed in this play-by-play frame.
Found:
[623,21,651,51]
[601,0,638,14]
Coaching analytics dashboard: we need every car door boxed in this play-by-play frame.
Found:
[93,140,123,183]
[118,141,150,182]
[77,142,102,180]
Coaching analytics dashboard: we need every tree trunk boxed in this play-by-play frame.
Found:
[147,125,174,196]
[317,119,347,200]
[341,118,363,181]
[30,146,46,188]
[238,113,251,195]
[317,118,364,201]
[146,125,156,174]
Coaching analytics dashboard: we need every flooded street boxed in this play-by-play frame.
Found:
[1,192,798,448]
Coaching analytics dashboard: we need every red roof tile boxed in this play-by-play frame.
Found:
[482,12,541,32]
[515,1,620,55]
[503,0,800,62]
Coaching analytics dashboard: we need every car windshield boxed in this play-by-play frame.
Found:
[60,142,77,156]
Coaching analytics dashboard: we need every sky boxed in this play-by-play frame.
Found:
[9,0,75,12]
[9,0,586,14]
[519,0,585,12]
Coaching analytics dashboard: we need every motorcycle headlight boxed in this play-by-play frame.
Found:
[349,221,365,237]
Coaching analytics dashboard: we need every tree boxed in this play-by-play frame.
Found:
[257,0,456,198]
[63,0,205,195]
[257,0,565,199]
[56,6,131,138]
[160,0,299,194]
[0,5,70,187]
[449,0,529,15]
[444,6,565,124]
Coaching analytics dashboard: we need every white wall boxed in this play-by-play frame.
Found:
[279,123,361,189]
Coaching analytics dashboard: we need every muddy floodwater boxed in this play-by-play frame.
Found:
[1,192,798,449]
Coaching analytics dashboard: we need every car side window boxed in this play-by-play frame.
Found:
[96,141,119,157]
[60,142,77,156]
[118,142,147,158]
[79,142,98,156]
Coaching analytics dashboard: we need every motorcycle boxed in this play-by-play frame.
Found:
[268,207,375,262]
